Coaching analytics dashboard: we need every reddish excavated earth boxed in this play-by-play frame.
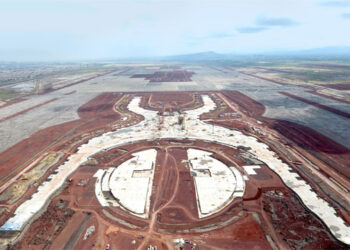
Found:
[149,92,194,108]
[139,91,203,113]
[1,91,349,249]
[0,98,58,123]
[322,83,350,90]
[0,93,123,185]
[13,139,347,249]
[222,90,350,179]
[280,91,350,119]
[40,69,121,95]
[308,89,350,105]
[131,70,194,82]
[237,71,290,86]
[0,96,27,110]
[221,90,265,118]
[268,120,350,176]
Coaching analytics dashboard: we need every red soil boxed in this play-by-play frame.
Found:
[222,90,265,118]
[280,91,350,119]
[41,69,119,94]
[308,90,350,105]
[0,96,27,110]
[64,90,77,95]
[106,231,143,250]
[222,90,350,179]
[156,148,198,224]
[138,92,202,113]
[210,66,228,73]
[269,119,350,154]
[0,98,58,123]
[208,120,251,132]
[11,199,74,250]
[268,120,350,179]
[0,93,122,184]
[72,215,99,250]
[322,83,350,90]
[238,71,289,86]
[262,189,347,249]
[131,70,194,82]
[49,211,86,249]
[150,92,193,105]
[186,213,270,249]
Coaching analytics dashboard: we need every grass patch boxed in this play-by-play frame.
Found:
[0,89,18,101]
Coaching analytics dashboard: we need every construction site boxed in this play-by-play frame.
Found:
[0,87,349,249]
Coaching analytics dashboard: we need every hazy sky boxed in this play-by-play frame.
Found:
[1,0,350,61]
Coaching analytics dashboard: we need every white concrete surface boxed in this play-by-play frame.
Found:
[93,149,157,218]
[187,149,240,217]
[109,149,156,217]
[94,169,115,207]
[243,165,261,175]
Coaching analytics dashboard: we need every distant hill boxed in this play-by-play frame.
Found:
[117,47,350,62]
[159,47,350,61]
[267,46,350,56]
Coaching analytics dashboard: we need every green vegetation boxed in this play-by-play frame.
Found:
[216,56,350,83]
[0,62,114,87]
[114,95,129,114]
[0,89,17,100]
[286,70,350,82]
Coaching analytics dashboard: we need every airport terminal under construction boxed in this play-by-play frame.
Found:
[0,62,350,249]
[0,87,349,249]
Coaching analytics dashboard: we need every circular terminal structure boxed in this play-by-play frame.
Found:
[94,147,246,222]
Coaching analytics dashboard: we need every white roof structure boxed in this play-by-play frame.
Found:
[94,169,117,207]
[101,167,114,192]
[93,149,156,218]
[109,149,156,217]
[2,95,350,245]
[187,149,244,217]
[230,167,245,196]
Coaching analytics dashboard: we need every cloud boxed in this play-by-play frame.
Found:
[255,16,299,27]
[319,1,350,7]
[236,15,298,35]
[185,32,234,42]
[341,13,350,18]
[236,26,268,33]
